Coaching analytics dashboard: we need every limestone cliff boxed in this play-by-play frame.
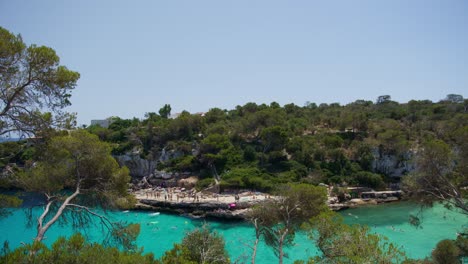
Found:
[372,150,415,177]
[115,153,157,178]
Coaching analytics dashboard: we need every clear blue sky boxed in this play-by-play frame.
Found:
[1,0,467,126]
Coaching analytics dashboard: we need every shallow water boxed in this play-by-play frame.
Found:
[0,201,466,263]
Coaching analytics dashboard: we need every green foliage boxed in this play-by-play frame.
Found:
[169,111,204,140]
[352,171,386,189]
[243,145,257,162]
[0,194,22,218]
[161,225,229,264]
[22,130,132,206]
[17,130,136,245]
[205,108,227,124]
[199,134,243,176]
[322,134,343,149]
[250,184,328,263]
[173,155,197,171]
[455,234,468,259]
[83,95,466,193]
[0,233,159,264]
[304,211,406,263]
[260,126,288,153]
[444,94,464,104]
[402,139,467,214]
[196,177,215,190]
[0,26,80,136]
[110,223,141,251]
[432,239,460,264]
[159,104,172,119]
[0,140,36,167]
[220,167,272,191]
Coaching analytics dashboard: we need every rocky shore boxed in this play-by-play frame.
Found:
[136,199,255,220]
[133,188,270,220]
[133,188,402,221]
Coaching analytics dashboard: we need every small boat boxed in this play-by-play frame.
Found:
[149,212,160,216]
[123,210,130,213]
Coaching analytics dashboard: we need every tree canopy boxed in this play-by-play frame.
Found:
[0,27,80,136]
[248,184,328,264]
[303,211,406,264]
[82,94,466,193]
[161,225,230,264]
[19,130,135,245]
[0,233,159,264]
[402,139,468,214]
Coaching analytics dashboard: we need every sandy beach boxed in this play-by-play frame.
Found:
[134,187,270,205]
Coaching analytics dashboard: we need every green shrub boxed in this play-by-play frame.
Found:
[196,178,215,190]
[353,171,386,189]
[0,233,159,264]
[432,239,460,264]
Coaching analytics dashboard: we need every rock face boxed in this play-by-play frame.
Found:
[115,147,189,179]
[137,199,254,220]
[115,153,157,178]
[372,150,415,177]
[116,146,416,180]
[159,147,185,163]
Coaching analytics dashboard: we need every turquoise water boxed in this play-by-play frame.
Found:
[0,202,466,263]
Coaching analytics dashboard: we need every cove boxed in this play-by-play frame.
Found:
[0,202,466,263]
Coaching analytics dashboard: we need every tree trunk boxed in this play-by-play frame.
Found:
[251,218,261,264]
[278,238,284,264]
[35,228,47,242]
[35,187,80,242]
[278,229,288,264]
[251,237,259,264]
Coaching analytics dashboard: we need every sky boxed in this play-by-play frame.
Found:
[0,0,467,126]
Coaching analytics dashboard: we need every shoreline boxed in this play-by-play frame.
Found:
[133,188,270,220]
[132,188,402,221]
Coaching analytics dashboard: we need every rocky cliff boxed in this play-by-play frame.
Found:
[372,150,415,177]
[115,147,416,180]
[115,153,157,178]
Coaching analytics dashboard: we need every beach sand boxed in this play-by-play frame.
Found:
[134,188,270,205]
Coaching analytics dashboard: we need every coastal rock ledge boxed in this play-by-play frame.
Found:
[136,199,258,220]
[135,194,400,221]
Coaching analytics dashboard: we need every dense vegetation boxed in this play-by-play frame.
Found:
[82,95,467,192]
[1,25,466,263]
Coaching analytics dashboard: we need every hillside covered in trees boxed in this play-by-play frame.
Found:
[78,95,467,192]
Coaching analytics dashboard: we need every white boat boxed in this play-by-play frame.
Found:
[149,212,160,216]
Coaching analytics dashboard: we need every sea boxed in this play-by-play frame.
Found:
[0,198,466,263]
